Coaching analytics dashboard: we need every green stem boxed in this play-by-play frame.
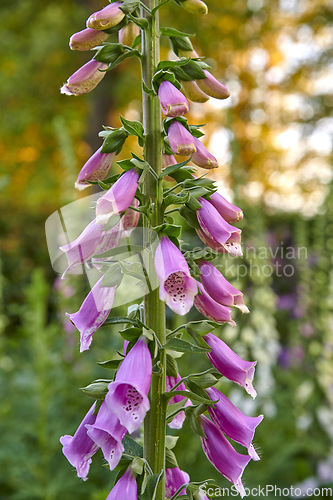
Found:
[141,1,166,498]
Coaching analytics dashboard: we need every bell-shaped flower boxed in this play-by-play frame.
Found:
[86,2,125,31]
[61,59,108,96]
[154,236,197,315]
[168,121,196,156]
[106,467,137,500]
[75,147,116,190]
[66,275,116,352]
[181,80,209,103]
[96,168,139,225]
[165,468,190,499]
[197,70,230,99]
[199,260,249,313]
[194,282,235,325]
[203,333,257,398]
[180,0,208,15]
[197,198,242,257]
[60,402,99,480]
[199,415,251,498]
[206,387,263,461]
[166,374,192,429]
[85,400,127,470]
[209,191,243,223]
[105,337,152,433]
[60,218,122,275]
[192,137,218,169]
[69,28,109,51]
[119,22,141,46]
[158,81,189,117]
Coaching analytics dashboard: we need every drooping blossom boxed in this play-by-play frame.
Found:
[75,147,116,190]
[166,374,192,429]
[106,467,137,500]
[199,260,249,313]
[96,168,139,224]
[196,198,242,257]
[180,0,208,15]
[199,415,251,498]
[197,70,230,99]
[119,22,141,46]
[162,153,178,169]
[105,337,152,433]
[168,121,196,156]
[181,80,209,103]
[69,28,109,51]
[158,81,189,117]
[60,218,122,275]
[86,400,127,470]
[192,137,218,169]
[154,236,197,315]
[66,275,116,352]
[209,191,243,223]
[165,468,190,499]
[206,387,263,460]
[61,59,108,96]
[86,2,125,31]
[204,333,257,398]
[194,282,235,325]
[60,402,99,480]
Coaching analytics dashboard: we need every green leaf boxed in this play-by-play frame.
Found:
[94,43,125,64]
[166,353,179,378]
[185,320,219,335]
[140,471,164,500]
[119,261,145,281]
[160,27,195,38]
[165,436,179,450]
[143,81,154,95]
[172,66,193,82]
[186,328,211,350]
[188,372,218,389]
[118,326,142,342]
[120,0,141,14]
[80,381,110,399]
[128,14,148,30]
[120,115,144,139]
[100,262,124,287]
[101,127,129,154]
[185,195,202,211]
[157,58,190,70]
[102,316,138,326]
[132,33,142,48]
[182,60,206,80]
[179,205,200,228]
[153,223,182,239]
[122,435,143,458]
[159,158,191,178]
[103,17,128,34]
[131,457,145,475]
[185,405,207,438]
[186,380,211,402]
[169,36,194,56]
[165,338,211,353]
[164,390,214,406]
[166,448,179,469]
[97,358,123,369]
[163,191,190,208]
[166,399,186,420]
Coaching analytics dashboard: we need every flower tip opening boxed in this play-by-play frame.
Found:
[60,84,73,96]
[248,443,260,461]
[235,303,250,314]
[245,378,257,399]
[75,181,90,191]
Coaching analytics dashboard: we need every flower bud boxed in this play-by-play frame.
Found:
[168,121,196,156]
[158,81,189,117]
[181,80,209,103]
[196,70,230,99]
[75,147,116,190]
[61,59,108,96]
[69,28,109,51]
[118,22,140,47]
[87,2,125,31]
[180,0,208,15]
[192,137,218,169]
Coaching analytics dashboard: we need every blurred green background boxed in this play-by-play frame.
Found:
[1,0,333,498]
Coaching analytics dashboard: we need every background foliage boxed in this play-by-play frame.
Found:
[1,0,333,498]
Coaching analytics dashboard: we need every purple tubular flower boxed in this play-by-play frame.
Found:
[158,81,189,117]
[168,121,196,156]
[165,468,190,499]
[96,168,139,225]
[194,282,235,325]
[200,415,251,498]
[119,22,141,46]
[69,28,109,51]
[75,147,116,190]
[196,70,230,99]
[60,59,108,96]
[60,402,99,480]
[204,333,257,398]
[106,467,137,500]
[85,400,127,470]
[121,198,140,237]
[166,374,191,429]
[181,80,210,103]
[197,198,242,257]
[206,387,263,461]
[86,2,125,31]
[199,260,249,313]
[162,154,178,169]
[209,191,243,223]
[154,236,198,315]
[192,137,218,169]
[66,276,115,352]
[60,218,122,275]
[105,338,152,433]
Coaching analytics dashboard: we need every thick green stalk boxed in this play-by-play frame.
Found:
[141,1,166,498]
